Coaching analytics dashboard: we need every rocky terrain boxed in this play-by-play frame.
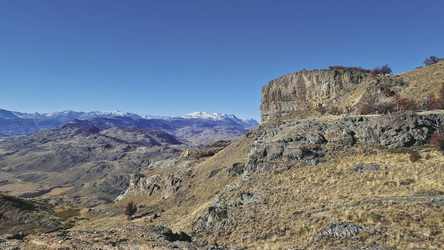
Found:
[60,110,442,249]
[261,59,444,122]
[1,59,443,249]
[0,123,185,206]
[0,193,63,237]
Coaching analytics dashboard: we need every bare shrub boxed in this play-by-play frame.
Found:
[409,151,422,163]
[429,133,444,153]
[424,56,441,66]
[380,64,392,76]
[124,201,137,219]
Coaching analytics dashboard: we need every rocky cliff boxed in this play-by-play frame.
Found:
[260,67,422,122]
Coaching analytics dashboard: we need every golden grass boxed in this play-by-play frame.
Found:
[69,122,444,248]
[71,134,254,233]
[397,60,444,101]
[195,149,444,248]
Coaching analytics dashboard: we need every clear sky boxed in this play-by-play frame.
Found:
[1,1,443,121]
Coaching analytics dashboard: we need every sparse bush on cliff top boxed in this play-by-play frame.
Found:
[380,64,392,76]
[328,65,371,73]
[371,65,392,77]
[424,56,441,66]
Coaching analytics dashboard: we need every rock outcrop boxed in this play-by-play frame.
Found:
[0,193,62,236]
[260,68,406,122]
[1,225,215,249]
[246,111,444,171]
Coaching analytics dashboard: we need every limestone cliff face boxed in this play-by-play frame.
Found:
[260,69,404,122]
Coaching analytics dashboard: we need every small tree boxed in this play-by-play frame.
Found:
[424,56,441,66]
[371,65,392,76]
[380,64,392,76]
[124,201,137,220]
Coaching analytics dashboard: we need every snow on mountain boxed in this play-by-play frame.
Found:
[0,109,259,138]
[180,112,229,120]
[3,109,257,125]
[180,112,259,128]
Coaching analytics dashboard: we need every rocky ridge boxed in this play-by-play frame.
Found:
[246,111,443,172]
[261,59,444,122]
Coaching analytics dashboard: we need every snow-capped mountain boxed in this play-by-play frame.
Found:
[0,109,259,141]
[180,112,258,128]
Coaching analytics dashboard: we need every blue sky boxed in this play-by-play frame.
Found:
[1,1,443,121]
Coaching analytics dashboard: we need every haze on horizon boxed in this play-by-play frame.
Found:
[1,0,443,122]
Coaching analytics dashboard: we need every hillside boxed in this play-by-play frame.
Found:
[1,60,443,249]
[397,59,444,101]
[0,123,185,206]
[59,110,443,249]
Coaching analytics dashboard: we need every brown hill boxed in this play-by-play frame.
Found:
[0,124,185,206]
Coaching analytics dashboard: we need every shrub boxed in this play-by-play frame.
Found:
[124,201,137,219]
[370,67,381,77]
[429,133,444,152]
[398,98,418,111]
[430,83,444,110]
[328,66,370,73]
[360,102,377,115]
[378,101,396,114]
[371,65,392,76]
[380,64,392,76]
[409,151,422,162]
[421,93,436,111]
[359,93,379,114]
[381,86,394,97]
[424,56,441,66]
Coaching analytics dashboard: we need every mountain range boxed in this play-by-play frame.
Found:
[0,109,258,145]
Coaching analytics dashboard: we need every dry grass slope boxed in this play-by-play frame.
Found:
[398,59,444,101]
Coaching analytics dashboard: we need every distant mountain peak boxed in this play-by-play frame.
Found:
[180,112,259,128]
[180,112,229,120]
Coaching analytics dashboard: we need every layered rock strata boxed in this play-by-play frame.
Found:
[261,68,405,122]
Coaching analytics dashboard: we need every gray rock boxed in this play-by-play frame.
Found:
[348,163,380,173]
[315,221,371,240]
[227,163,244,177]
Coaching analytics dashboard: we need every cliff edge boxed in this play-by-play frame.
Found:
[261,60,444,122]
